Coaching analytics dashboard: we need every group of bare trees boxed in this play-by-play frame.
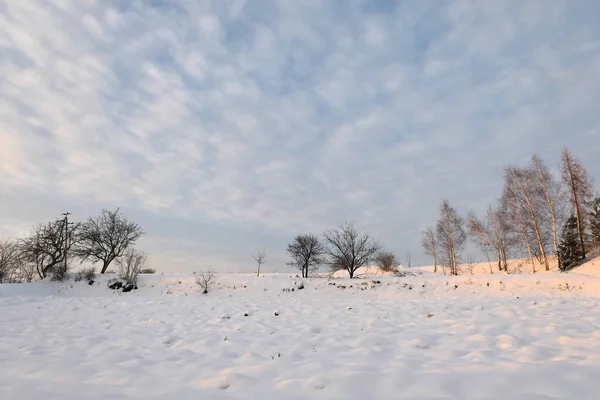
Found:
[0,208,145,282]
[422,148,596,274]
[283,222,384,278]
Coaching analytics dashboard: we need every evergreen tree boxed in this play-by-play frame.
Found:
[590,196,600,243]
[558,215,584,270]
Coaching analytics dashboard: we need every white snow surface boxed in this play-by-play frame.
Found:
[2,270,600,399]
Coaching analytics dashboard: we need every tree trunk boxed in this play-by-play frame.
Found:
[257,263,261,277]
[512,204,535,272]
[535,161,559,255]
[496,249,502,272]
[101,260,110,274]
[348,268,354,279]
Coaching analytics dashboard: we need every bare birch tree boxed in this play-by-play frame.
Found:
[323,222,381,279]
[468,207,514,273]
[560,148,593,258]
[421,227,438,273]
[436,200,467,275]
[531,154,566,258]
[503,166,550,271]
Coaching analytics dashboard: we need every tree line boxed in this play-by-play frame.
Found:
[254,222,399,279]
[0,209,146,283]
[421,148,599,274]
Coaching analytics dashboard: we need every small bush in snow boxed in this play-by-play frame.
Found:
[74,267,96,283]
[117,248,147,286]
[374,251,399,272]
[50,264,70,282]
[195,268,216,294]
[140,268,156,274]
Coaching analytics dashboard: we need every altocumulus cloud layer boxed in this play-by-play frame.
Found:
[1,0,599,271]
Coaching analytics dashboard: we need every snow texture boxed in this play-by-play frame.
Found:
[2,271,600,399]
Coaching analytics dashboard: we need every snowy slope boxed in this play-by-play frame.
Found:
[2,272,600,399]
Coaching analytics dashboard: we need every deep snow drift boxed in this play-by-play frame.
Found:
[2,271,600,399]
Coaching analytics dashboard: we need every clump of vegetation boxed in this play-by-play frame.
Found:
[195,268,217,294]
[74,267,96,284]
[117,248,147,288]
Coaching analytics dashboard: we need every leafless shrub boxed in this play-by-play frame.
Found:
[116,248,147,286]
[140,268,156,274]
[463,256,477,275]
[74,267,96,282]
[374,251,399,272]
[195,268,217,294]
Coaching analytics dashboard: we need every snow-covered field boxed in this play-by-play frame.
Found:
[2,270,600,399]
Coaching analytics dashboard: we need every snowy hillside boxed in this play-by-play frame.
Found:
[2,271,600,399]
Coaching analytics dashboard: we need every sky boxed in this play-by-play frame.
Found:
[1,0,600,273]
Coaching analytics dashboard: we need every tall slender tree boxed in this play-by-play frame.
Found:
[436,200,467,275]
[560,148,593,258]
[503,166,550,271]
[421,227,438,273]
[468,207,513,273]
[590,196,600,243]
[531,154,564,256]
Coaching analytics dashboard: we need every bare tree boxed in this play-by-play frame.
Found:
[16,260,37,283]
[531,155,565,257]
[436,200,467,275]
[287,234,326,278]
[468,207,514,273]
[195,268,217,294]
[560,148,593,258]
[116,247,147,286]
[253,249,267,277]
[503,166,551,271]
[500,188,536,272]
[76,208,145,274]
[0,239,21,283]
[323,222,381,279]
[405,251,412,268]
[421,227,438,273]
[20,219,80,279]
[591,196,600,243]
[374,251,399,272]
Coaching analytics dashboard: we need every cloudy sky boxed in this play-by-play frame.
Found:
[1,0,599,272]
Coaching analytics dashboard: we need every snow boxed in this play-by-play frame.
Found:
[2,271,600,399]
